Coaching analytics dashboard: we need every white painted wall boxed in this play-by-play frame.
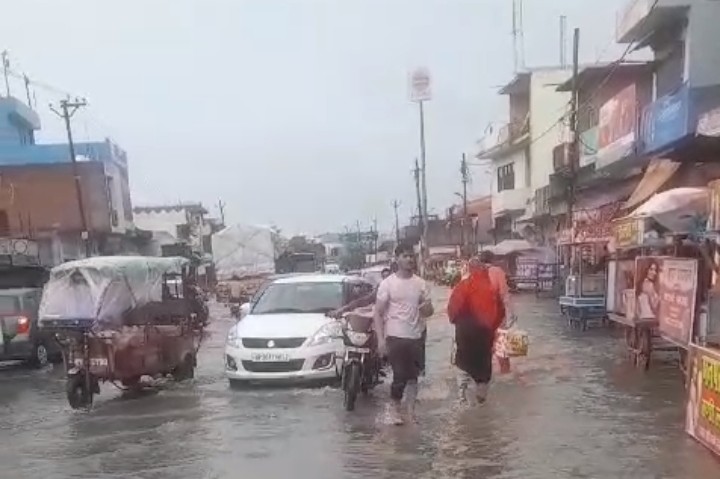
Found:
[133,210,188,240]
[528,69,572,192]
[491,148,530,217]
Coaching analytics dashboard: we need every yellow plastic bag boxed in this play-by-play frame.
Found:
[495,328,529,358]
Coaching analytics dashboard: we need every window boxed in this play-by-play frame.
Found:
[497,163,515,192]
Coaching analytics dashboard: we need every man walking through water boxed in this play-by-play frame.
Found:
[374,243,433,425]
[447,255,513,405]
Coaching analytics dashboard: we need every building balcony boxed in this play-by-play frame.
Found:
[477,118,530,159]
[491,187,529,218]
[616,0,690,43]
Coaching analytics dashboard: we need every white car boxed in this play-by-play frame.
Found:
[225,274,374,385]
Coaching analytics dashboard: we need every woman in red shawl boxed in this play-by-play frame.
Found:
[447,256,505,404]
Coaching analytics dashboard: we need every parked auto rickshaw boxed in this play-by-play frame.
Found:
[39,256,206,410]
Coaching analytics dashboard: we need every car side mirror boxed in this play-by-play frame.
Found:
[239,303,251,319]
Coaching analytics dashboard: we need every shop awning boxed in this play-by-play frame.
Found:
[622,158,680,211]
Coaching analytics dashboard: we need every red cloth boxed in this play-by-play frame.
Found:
[447,267,503,331]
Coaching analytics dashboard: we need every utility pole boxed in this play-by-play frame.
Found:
[217,199,226,226]
[460,153,470,257]
[372,217,378,259]
[413,158,423,236]
[1,51,10,97]
[50,98,90,257]
[23,74,32,107]
[392,200,401,243]
[568,27,580,231]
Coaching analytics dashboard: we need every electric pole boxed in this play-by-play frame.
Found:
[23,74,32,107]
[217,199,226,226]
[392,200,401,243]
[460,153,470,257]
[2,51,10,97]
[413,158,423,235]
[50,98,90,257]
[569,28,580,231]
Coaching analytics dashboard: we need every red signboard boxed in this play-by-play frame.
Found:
[599,84,637,149]
[657,258,698,346]
[687,346,720,458]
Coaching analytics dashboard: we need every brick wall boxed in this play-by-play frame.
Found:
[0,162,111,235]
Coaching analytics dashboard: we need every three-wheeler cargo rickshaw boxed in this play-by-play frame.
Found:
[39,256,206,409]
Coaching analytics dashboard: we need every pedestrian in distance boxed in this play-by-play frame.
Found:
[447,255,511,405]
[374,243,433,425]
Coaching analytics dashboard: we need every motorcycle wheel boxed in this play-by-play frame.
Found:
[66,372,94,410]
[343,362,361,411]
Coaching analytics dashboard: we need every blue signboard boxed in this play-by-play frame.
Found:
[641,84,690,155]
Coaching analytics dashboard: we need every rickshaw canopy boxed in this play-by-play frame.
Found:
[39,256,190,329]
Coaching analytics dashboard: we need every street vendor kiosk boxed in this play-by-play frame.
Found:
[557,229,608,331]
[607,213,705,370]
[686,180,720,458]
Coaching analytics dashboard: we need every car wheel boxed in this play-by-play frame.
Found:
[28,342,49,369]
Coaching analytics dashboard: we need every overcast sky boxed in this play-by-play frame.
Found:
[1,0,632,235]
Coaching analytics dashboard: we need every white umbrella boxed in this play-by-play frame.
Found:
[629,187,709,233]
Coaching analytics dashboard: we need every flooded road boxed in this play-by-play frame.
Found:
[1,288,719,479]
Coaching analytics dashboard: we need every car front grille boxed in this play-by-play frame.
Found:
[241,337,306,349]
[241,359,305,373]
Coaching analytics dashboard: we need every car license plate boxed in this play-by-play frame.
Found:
[250,352,290,362]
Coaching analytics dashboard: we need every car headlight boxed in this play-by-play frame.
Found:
[346,331,370,347]
[307,321,342,347]
[226,328,241,348]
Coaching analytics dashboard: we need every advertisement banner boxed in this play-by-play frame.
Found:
[612,217,641,249]
[657,258,698,346]
[641,84,690,155]
[686,346,720,457]
[597,84,637,168]
[634,257,662,322]
[516,257,538,280]
[409,68,431,102]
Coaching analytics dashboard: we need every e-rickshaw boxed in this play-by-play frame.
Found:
[39,256,206,409]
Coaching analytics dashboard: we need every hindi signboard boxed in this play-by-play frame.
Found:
[686,345,720,458]
[657,258,698,346]
[409,68,431,102]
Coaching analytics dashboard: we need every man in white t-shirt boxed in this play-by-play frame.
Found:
[374,243,433,425]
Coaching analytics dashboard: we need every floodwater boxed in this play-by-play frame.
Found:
[1,288,719,479]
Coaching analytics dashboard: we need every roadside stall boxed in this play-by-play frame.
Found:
[686,179,720,457]
[608,187,709,370]
[487,240,551,292]
[557,225,609,331]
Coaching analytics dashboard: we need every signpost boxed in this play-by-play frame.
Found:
[409,67,431,275]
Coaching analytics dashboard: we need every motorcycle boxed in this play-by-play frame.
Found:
[340,311,382,411]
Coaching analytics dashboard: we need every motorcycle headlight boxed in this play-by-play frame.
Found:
[226,328,242,348]
[307,321,342,347]
[346,331,370,347]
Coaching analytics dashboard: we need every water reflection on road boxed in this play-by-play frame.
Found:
[1,292,718,479]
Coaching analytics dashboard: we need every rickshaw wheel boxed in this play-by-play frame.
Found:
[66,373,94,410]
[172,354,196,381]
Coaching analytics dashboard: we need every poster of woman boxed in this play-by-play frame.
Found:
[635,257,661,320]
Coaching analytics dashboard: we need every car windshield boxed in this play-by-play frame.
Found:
[251,282,343,315]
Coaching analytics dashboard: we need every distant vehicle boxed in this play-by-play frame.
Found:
[324,263,341,274]
[0,287,60,367]
[225,274,374,385]
[361,265,390,287]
